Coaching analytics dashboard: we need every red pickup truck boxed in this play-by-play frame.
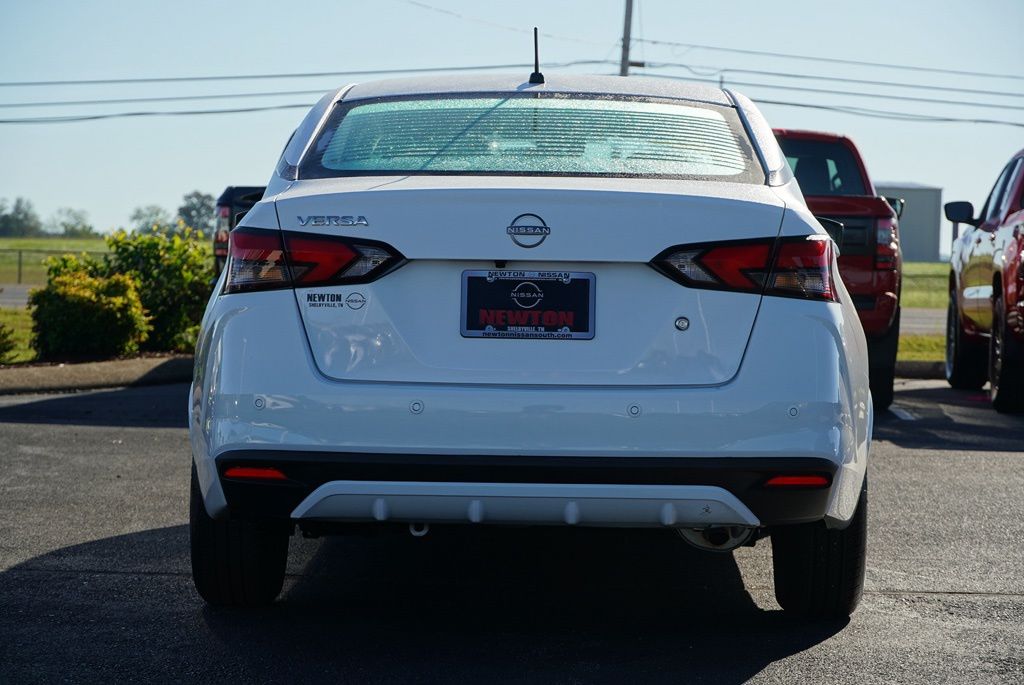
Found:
[775,129,903,409]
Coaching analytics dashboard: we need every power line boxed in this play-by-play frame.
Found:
[634,37,1024,82]
[0,94,1020,129]
[393,0,608,46]
[387,0,1024,83]
[6,61,1018,110]
[0,60,612,88]
[642,61,1024,100]
[635,69,1024,112]
[0,89,329,109]
[639,72,1024,127]
[0,103,314,124]
[754,98,1024,128]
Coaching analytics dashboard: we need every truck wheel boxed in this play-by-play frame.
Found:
[868,309,899,411]
[189,464,289,607]
[946,291,987,390]
[771,480,866,618]
[989,291,1024,413]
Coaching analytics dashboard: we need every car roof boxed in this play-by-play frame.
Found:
[772,128,852,143]
[341,74,734,107]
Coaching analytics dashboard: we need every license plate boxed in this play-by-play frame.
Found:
[461,270,595,340]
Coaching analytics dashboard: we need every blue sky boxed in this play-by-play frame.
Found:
[1,0,1021,257]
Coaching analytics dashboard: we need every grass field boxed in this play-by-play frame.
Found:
[901,261,947,309]
[0,306,33,364]
[0,237,109,252]
[0,236,108,285]
[897,333,944,362]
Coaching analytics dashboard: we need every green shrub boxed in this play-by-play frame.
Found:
[29,272,149,360]
[0,322,15,364]
[43,227,214,353]
[104,227,213,352]
[44,252,104,280]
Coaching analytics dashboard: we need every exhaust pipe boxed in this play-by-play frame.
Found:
[408,522,430,538]
[677,526,753,552]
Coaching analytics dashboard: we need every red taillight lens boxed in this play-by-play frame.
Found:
[764,474,831,488]
[875,218,899,270]
[654,240,772,293]
[284,234,358,284]
[653,235,838,302]
[224,227,403,294]
[223,466,288,481]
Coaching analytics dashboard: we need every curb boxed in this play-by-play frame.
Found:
[894,360,944,379]
[0,355,192,395]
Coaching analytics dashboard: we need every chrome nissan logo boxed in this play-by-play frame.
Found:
[510,281,544,309]
[506,213,550,248]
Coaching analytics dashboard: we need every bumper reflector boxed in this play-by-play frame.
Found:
[764,474,830,488]
[223,466,288,481]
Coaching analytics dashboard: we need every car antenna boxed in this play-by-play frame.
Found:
[529,27,545,84]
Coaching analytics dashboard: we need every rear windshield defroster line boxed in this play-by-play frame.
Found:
[297,92,765,184]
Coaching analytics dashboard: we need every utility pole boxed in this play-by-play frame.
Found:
[619,0,634,76]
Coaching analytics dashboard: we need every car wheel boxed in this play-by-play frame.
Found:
[989,290,1024,413]
[771,480,866,618]
[868,308,899,411]
[945,290,987,390]
[189,464,289,607]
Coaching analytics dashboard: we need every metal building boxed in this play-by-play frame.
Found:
[874,182,943,262]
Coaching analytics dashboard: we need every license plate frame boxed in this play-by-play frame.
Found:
[460,270,596,340]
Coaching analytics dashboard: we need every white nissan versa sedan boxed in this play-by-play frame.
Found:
[189,74,872,617]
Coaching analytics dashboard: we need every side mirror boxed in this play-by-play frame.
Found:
[816,217,844,252]
[884,196,905,219]
[944,201,977,226]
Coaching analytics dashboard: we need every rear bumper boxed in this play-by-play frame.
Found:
[190,289,871,528]
[217,451,837,528]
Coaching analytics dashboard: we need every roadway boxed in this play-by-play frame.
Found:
[0,380,1021,683]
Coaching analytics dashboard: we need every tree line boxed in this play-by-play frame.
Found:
[0,191,216,238]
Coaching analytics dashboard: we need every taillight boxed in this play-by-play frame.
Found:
[225,228,290,293]
[224,227,404,294]
[875,217,899,270]
[652,235,838,302]
[215,206,231,236]
[768,236,836,301]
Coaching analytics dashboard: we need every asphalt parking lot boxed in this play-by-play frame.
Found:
[0,380,1021,683]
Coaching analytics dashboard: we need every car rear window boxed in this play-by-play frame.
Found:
[777,137,867,196]
[298,93,765,183]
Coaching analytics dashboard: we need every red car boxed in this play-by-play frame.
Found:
[775,129,902,409]
[944,148,1024,413]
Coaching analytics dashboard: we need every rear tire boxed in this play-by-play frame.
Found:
[771,480,867,618]
[946,289,987,390]
[868,309,899,411]
[989,290,1024,413]
[190,464,289,607]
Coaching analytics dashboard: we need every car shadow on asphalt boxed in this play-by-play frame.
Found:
[875,382,1024,451]
[0,383,188,428]
[1,524,845,683]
